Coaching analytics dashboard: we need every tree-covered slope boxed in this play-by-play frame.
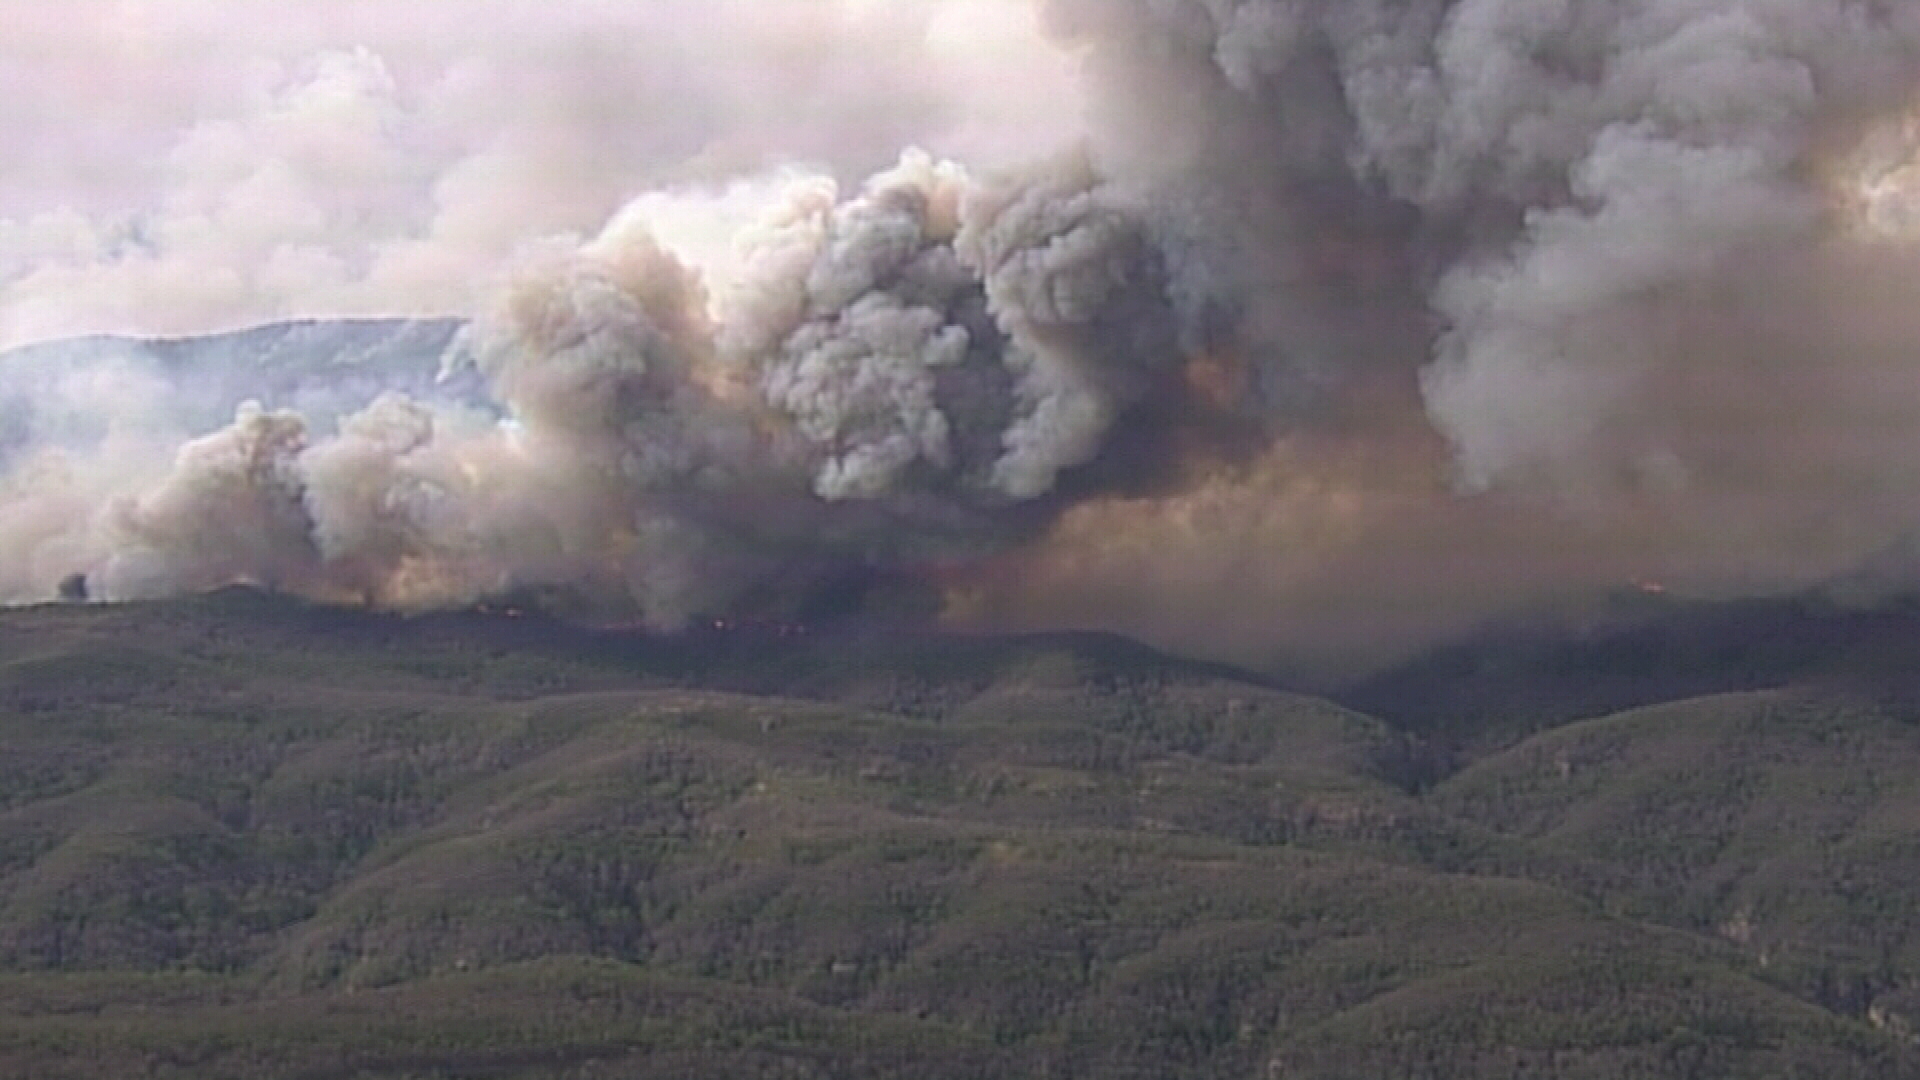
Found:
[0,591,1916,1078]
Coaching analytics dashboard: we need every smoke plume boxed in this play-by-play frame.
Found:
[6,0,1920,673]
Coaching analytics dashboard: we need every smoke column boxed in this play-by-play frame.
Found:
[960,0,1920,670]
[5,0,1920,673]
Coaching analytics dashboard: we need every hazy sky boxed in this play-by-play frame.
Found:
[0,0,1079,348]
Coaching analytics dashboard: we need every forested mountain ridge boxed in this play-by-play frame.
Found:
[1,588,1918,1078]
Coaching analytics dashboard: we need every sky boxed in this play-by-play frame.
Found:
[0,0,1079,349]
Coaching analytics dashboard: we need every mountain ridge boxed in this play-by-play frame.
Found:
[1,588,1919,1077]
[0,317,488,464]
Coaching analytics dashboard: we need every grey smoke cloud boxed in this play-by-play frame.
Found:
[7,0,1920,672]
[979,0,1920,652]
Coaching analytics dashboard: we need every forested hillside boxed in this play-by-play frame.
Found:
[1,590,1917,1078]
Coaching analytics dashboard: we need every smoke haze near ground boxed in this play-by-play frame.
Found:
[6,0,1920,674]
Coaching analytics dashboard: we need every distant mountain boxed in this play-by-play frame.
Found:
[0,318,492,464]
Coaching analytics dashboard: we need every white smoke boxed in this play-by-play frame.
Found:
[0,0,1078,350]
[0,147,1180,623]
[10,0,1920,668]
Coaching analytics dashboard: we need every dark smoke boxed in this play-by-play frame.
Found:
[956,0,1920,670]
[6,0,1920,673]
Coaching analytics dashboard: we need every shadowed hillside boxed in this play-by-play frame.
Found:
[0,590,1917,1078]
[1344,593,1920,755]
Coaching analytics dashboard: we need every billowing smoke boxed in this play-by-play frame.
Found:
[0,146,1179,629]
[955,0,1920,670]
[8,0,1920,673]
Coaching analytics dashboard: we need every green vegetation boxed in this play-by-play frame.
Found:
[0,589,1917,1077]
